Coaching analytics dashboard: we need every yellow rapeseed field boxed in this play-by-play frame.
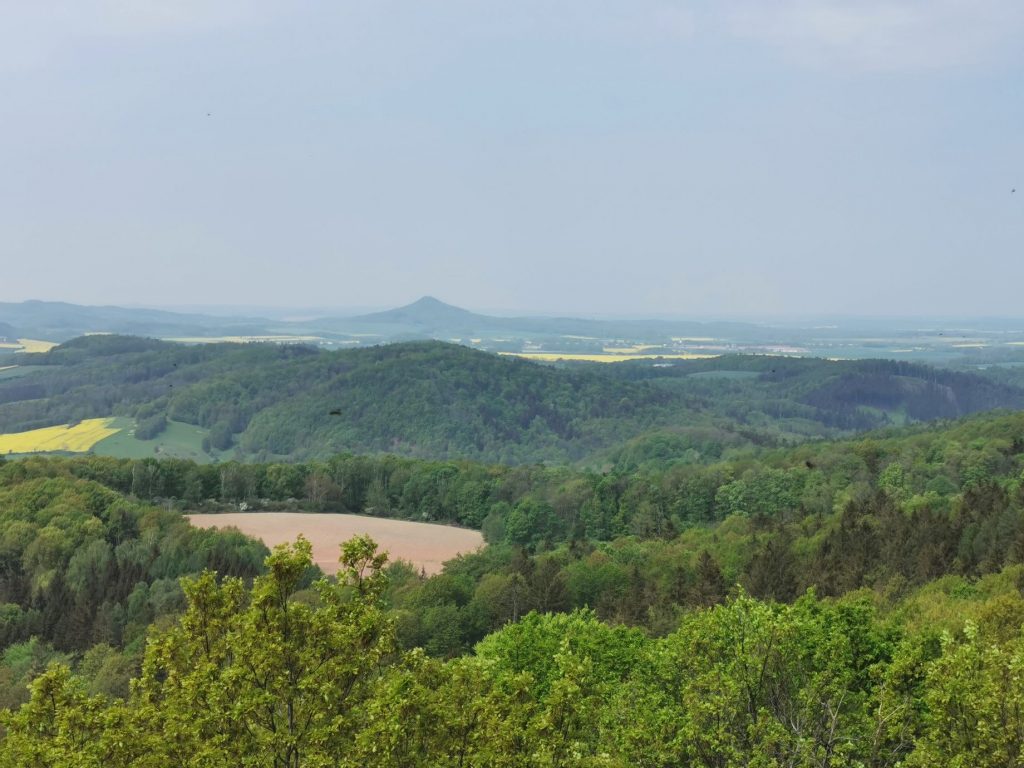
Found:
[0,418,121,454]
[500,352,719,363]
[17,339,58,353]
[0,339,58,353]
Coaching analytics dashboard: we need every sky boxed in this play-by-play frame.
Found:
[1,1,1022,317]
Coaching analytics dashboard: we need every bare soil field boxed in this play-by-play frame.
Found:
[187,512,483,576]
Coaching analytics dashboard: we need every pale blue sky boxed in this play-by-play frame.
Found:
[1,1,1021,316]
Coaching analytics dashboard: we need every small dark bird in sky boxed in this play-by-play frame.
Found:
[1013,188,1017,193]
[329,409,342,416]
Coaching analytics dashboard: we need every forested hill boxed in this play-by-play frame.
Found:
[1,336,1023,464]
[598,353,1024,430]
[1,338,692,463]
[6,412,1024,765]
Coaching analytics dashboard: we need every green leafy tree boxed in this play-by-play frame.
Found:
[907,621,1024,767]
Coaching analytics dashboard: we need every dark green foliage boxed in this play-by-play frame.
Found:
[4,408,1024,759]
[368,410,1024,655]
[3,336,1022,465]
[597,354,1024,437]
[133,413,167,441]
[8,538,1024,766]
[0,463,268,708]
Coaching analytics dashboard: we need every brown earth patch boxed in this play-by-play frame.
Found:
[187,512,484,576]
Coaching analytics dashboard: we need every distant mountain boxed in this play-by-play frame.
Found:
[1,297,768,346]
[348,296,486,329]
[317,296,771,343]
[0,301,276,342]
[5,298,1024,366]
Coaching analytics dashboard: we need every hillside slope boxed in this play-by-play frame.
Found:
[0,339,696,462]
[0,337,1021,464]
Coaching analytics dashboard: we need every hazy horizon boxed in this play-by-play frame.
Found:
[2,2,1021,315]
[7,294,1024,328]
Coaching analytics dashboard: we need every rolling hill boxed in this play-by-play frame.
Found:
[0,336,1021,464]
[0,300,275,342]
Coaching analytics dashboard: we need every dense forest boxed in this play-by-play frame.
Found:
[2,336,1022,464]
[5,534,1024,766]
[4,341,1024,764]
[4,409,1024,764]
[9,409,1021,654]
[0,464,270,710]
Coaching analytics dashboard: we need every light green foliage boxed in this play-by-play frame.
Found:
[6,552,1024,766]
[475,609,648,697]
[878,462,910,502]
[132,536,393,767]
[714,467,806,518]
[1,537,393,767]
[907,620,1024,767]
[0,664,113,768]
[4,401,1024,765]
[616,592,898,767]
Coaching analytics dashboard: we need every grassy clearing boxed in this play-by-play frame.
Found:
[501,351,719,363]
[0,366,45,381]
[0,418,121,455]
[93,418,220,462]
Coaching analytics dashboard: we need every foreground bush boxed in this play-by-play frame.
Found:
[4,537,1024,767]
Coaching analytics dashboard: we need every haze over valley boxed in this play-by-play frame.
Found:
[4,296,1024,365]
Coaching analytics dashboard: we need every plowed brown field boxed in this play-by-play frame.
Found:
[187,512,483,576]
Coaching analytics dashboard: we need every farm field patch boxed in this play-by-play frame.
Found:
[501,351,719,363]
[602,345,659,354]
[0,418,121,454]
[187,512,484,576]
[0,339,59,353]
[16,339,58,353]
[165,335,325,345]
[92,418,219,462]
